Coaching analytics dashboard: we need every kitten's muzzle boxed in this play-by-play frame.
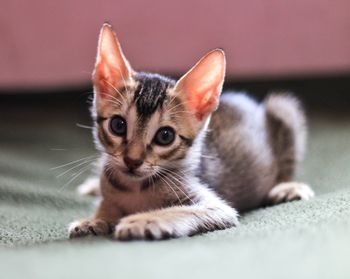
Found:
[123,156,143,171]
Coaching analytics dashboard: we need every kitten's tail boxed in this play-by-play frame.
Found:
[264,93,307,182]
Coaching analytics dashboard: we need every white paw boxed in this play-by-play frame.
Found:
[114,215,175,241]
[77,177,100,196]
[68,219,111,238]
[268,182,315,204]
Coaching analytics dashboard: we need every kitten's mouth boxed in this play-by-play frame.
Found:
[122,169,144,178]
[124,170,142,177]
[121,167,156,180]
[115,162,156,180]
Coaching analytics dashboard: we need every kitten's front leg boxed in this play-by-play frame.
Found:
[69,199,122,238]
[114,202,238,240]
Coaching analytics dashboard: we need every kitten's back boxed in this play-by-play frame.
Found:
[200,92,305,212]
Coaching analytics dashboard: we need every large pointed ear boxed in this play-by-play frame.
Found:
[93,23,132,100]
[174,49,226,123]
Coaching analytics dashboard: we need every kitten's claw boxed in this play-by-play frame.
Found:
[114,215,174,241]
[267,182,314,205]
[68,219,111,238]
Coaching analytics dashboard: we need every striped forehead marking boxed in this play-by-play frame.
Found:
[133,72,175,119]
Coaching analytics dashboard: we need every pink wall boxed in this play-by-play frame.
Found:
[1,0,350,89]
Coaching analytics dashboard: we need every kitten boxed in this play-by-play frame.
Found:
[68,24,314,240]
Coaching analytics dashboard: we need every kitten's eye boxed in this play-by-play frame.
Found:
[109,115,127,136]
[154,127,175,146]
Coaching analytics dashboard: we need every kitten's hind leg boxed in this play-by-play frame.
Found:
[264,94,315,205]
[77,176,101,196]
[265,94,307,182]
[267,182,314,205]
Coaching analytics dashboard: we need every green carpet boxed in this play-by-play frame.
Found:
[0,98,349,278]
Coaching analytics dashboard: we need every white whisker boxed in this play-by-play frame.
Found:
[117,67,131,95]
[158,167,195,205]
[166,100,191,114]
[50,155,97,170]
[156,172,182,205]
[58,163,93,192]
[104,79,127,103]
[76,123,94,130]
[56,158,97,178]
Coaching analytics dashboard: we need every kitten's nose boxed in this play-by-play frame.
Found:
[123,156,143,170]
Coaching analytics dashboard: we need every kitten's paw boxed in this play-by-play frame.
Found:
[268,182,315,205]
[77,177,100,196]
[68,218,111,239]
[114,215,174,241]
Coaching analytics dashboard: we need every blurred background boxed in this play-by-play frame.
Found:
[1,1,350,278]
[1,0,349,91]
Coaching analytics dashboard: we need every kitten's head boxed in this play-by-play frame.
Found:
[92,24,225,181]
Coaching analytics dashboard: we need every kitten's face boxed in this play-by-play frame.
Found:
[92,24,225,182]
[95,73,196,180]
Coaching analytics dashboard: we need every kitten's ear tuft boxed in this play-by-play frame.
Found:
[93,24,132,99]
[174,49,226,121]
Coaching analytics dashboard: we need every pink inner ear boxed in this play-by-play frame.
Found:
[94,60,116,99]
[93,24,131,100]
[188,87,219,121]
[175,49,225,122]
[94,55,127,100]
